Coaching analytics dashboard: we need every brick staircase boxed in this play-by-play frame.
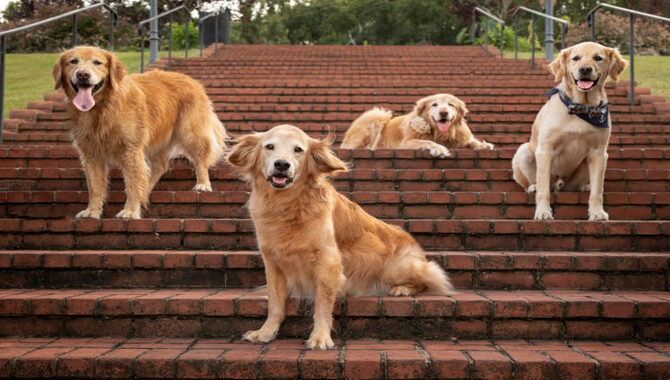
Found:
[0,44,669,379]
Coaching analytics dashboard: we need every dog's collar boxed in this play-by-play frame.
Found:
[544,87,609,129]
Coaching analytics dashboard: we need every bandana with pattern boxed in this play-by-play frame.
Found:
[544,87,609,129]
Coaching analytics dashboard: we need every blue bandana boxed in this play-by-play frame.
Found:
[544,87,609,129]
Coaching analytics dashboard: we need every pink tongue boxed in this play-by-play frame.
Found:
[577,80,594,90]
[273,176,288,185]
[72,86,95,112]
[437,120,450,132]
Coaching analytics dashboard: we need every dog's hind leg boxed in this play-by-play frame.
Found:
[512,143,536,192]
[148,150,170,191]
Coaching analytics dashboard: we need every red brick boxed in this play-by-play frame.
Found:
[506,350,554,380]
[300,349,340,379]
[219,349,261,379]
[56,348,109,377]
[545,350,596,380]
[259,349,300,379]
[15,347,72,377]
[344,350,382,380]
[385,349,427,379]
[427,349,470,379]
[176,349,221,379]
[468,350,513,380]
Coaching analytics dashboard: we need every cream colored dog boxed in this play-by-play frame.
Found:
[227,125,454,349]
[512,42,627,220]
[341,94,493,157]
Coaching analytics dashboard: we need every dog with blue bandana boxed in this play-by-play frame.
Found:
[512,42,627,221]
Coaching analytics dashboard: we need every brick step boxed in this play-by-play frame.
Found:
[1,218,668,251]
[1,288,669,341]
[1,250,667,291]
[2,147,669,170]
[2,167,667,192]
[2,190,669,221]
[4,337,668,380]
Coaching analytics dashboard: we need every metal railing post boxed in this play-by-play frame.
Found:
[141,27,145,73]
[109,11,114,51]
[500,22,504,59]
[215,13,219,54]
[185,21,189,58]
[484,19,488,56]
[630,13,635,106]
[472,12,476,46]
[199,21,203,57]
[590,14,596,41]
[0,36,5,143]
[168,14,173,70]
[72,14,77,47]
[561,24,565,50]
[531,14,535,69]
[514,13,518,59]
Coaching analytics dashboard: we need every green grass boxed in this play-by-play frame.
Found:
[2,49,199,118]
[504,50,670,100]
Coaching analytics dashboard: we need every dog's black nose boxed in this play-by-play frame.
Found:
[439,111,448,118]
[579,66,593,75]
[76,71,90,81]
[274,160,290,171]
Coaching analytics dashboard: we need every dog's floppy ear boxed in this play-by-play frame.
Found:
[549,47,570,83]
[309,134,348,175]
[52,57,64,90]
[455,97,469,118]
[106,51,126,91]
[607,47,627,81]
[414,96,430,116]
[227,133,261,172]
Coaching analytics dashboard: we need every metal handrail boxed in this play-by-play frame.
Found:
[471,7,504,59]
[138,5,191,73]
[198,11,221,57]
[587,3,670,106]
[511,6,569,69]
[0,1,117,143]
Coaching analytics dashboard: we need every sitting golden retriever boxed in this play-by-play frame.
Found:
[53,46,228,219]
[227,125,454,349]
[341,93,494,157]
[512,42,626,220]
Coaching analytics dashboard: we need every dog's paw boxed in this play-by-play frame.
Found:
[534,207,554,220]
[526,184,537,194]
[588,208,609,221]
[193,183,213,192]
[243,328,277,343]
[306,332,334,350]
[115,209,142,219]
[75,208,102,219]
[476,141,495,150]
[389,285,415,296]
[427,145,450,158]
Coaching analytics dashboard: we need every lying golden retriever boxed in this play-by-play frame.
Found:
[53,46,228,219]
[227,125,454,349]
[512,42,626,220]
[341,93,494,157]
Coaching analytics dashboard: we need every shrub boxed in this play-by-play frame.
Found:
[170,21,198,49]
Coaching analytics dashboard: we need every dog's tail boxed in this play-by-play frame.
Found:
[341,107,392,149]
[421,260,456,295]
[209,109,230,164]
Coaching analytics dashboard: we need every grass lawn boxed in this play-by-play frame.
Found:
[2,49,199,118]
[504,50,670,101]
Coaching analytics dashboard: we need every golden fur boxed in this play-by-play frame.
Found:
[512,42,627,220]
[341,93,494,157]
[227,125,454,349]
[53,46,228,219]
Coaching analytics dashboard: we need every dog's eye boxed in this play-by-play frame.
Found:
[294,146,303,153]
[594,55,602,61]
[448,103,454,107]
[93,60,103,65]
[265,144,274,150]
[70,59,79,64]
[431,103,437,107]
[572,56,580,61]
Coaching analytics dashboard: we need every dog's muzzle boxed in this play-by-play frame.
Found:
[574,76,599,91]
[267,171,293,189]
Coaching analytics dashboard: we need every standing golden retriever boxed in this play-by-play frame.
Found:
[512,42,626,220]
[227,125,454,349]
[341,93,494,157]
[53,46,228,219]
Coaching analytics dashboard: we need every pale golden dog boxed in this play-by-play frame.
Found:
[512,42,627,220]
[227,125,454,349]
[341,93,494,157]
[53,46,228,219]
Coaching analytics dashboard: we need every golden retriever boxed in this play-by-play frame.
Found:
[227,125,454,349]
[341,93,494,157]
[52,46,228,219]
[512,42,627,220]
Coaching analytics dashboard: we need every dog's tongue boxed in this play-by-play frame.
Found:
[72,86,95,112]
[577,80,594,90]
[437,120,450,132]
[272,176,288,185]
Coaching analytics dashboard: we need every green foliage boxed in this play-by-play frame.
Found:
[473,20,535,52]
[171,22,199,50]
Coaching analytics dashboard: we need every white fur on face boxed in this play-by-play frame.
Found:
[421,94,461,133]
[67,54,105,86]
[259,125,308,189]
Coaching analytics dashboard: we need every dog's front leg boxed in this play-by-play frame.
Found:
[307,249,345,350]
[76,157,108,219]
[116,149,150,219]
[534,147,554,220]
[587,149,609,220]
[243,260,287,343]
